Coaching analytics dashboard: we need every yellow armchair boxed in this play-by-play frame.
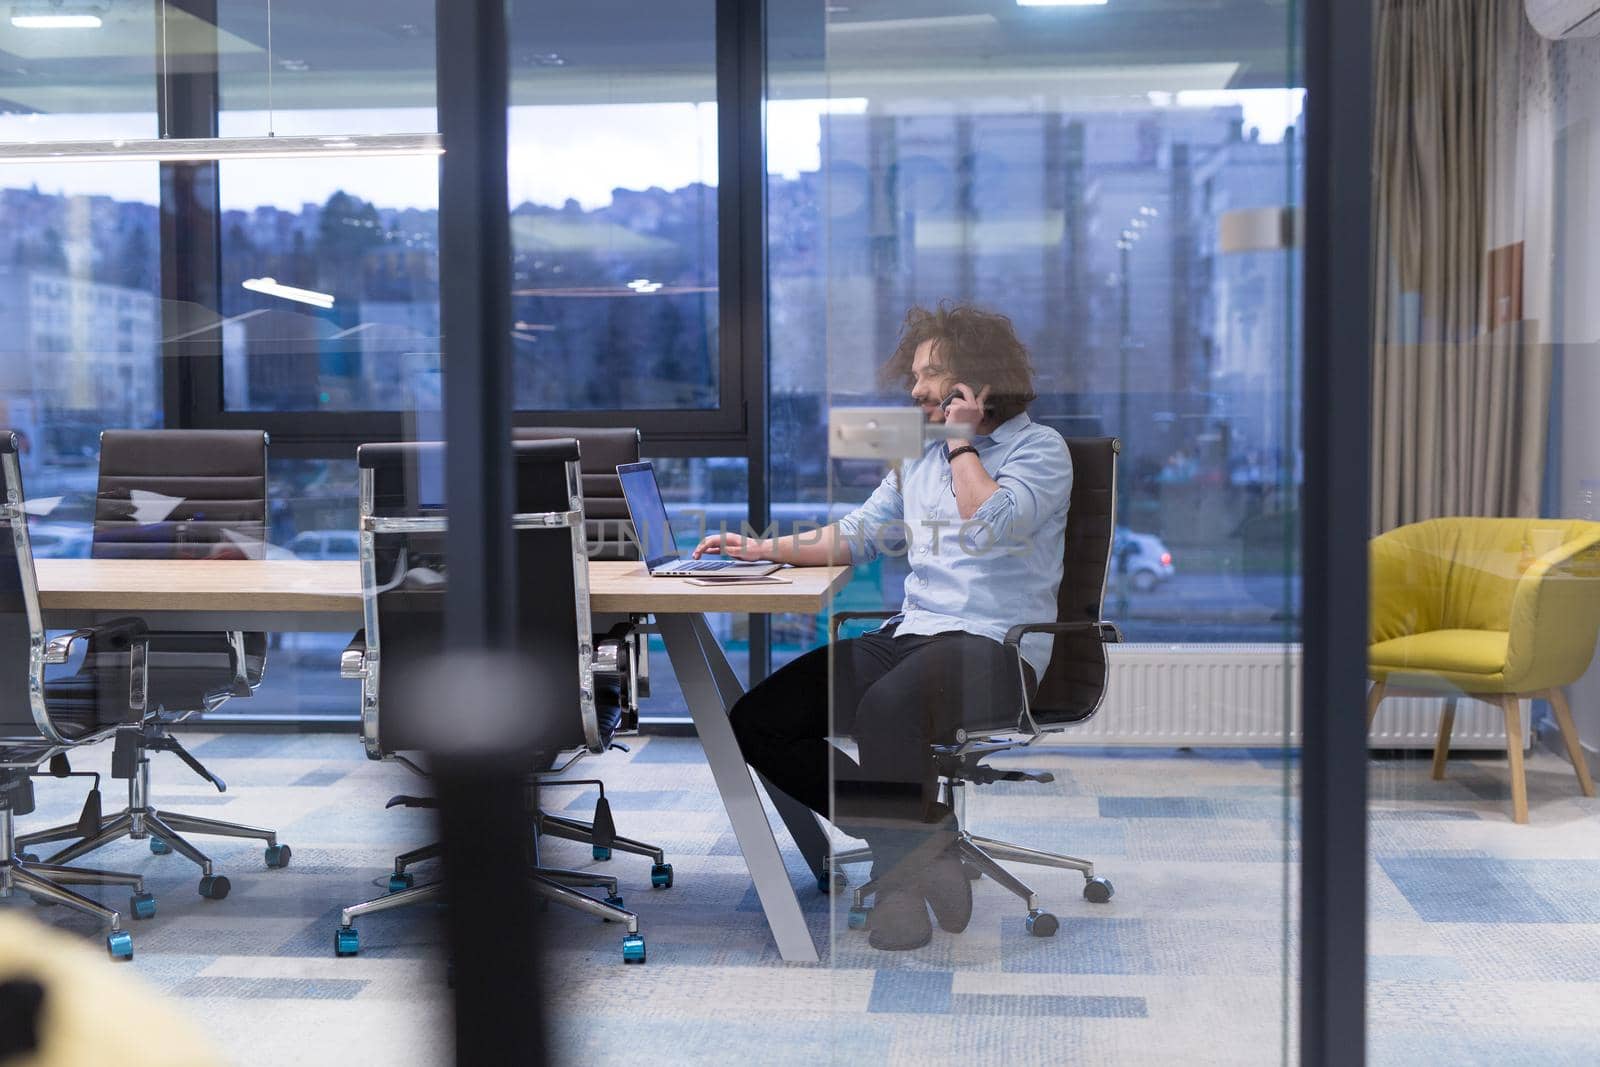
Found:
[1367,517,1600,822]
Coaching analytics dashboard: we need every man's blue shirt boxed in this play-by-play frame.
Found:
[834,412,1073,681]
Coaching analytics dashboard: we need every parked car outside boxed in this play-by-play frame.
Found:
[286,530,361,560]
[1114,526,1175,592]
[26,521,93,559]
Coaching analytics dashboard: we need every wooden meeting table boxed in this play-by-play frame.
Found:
[36,558,852,964]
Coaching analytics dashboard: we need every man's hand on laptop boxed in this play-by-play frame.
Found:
[692,533,771,561]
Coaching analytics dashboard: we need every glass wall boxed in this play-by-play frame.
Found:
[1364,3,1600,1061]
[814,2,1301,1060]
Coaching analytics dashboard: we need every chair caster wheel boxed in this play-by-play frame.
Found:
[1025,911,1059,938]
[17,852,39,864]
[198,875,231,900]
[130,892,157,920]
[847,906,871,931]
[622,933,646,964]
[265,844,292,869]
[389,872,415,893]
[592,845,612,861]
[650,863,674,889]
[818,871,846,895]
[149,838,171,856]
[1083,876,1114,903]
[334,927,360,957]
[603,894,625,919]
[106,930,134,961]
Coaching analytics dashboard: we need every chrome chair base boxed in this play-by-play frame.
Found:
[536,810,666,866]
[1,808,146,942]
[16,756,282,889]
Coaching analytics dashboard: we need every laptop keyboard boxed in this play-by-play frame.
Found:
[670,559,739,571]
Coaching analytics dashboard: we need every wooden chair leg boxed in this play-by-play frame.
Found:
[1365,680,1387,733]
[1500,695,1529,824]
[1431,697,1457,781]
[1547,688,1597,799]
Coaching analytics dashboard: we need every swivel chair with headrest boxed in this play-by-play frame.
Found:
[18,430,289,900]
[0,431,159,959]
[827,436,1122,937]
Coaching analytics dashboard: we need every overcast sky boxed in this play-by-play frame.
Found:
[0,89,1303,213]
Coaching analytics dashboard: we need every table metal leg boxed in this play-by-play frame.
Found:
[659,614,819,963]
[685,615,832,881]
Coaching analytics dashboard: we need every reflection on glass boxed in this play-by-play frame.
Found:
[1366,5,1600,1061]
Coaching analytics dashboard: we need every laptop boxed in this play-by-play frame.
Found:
[616,461,781,577]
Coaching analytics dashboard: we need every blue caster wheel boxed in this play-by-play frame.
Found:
[592,845,612,861]
[389,872,415,893]
[106,930,133,960]
[198,875,231,900]
[264,844,292,869]
[621,933,646,964]
[334,927,360,957]
[847,906,870,931]
[17,852,39,864]
[149,838,171,856]
[1025,911,1059,938]
[130,892,157,921]
[650,863,674,889]
[1083,876,1114,904]
[818,871,846,895]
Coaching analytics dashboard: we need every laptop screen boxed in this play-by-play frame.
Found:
[616,462,681,570]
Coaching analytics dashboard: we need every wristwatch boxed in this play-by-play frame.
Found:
[944,443,979,463]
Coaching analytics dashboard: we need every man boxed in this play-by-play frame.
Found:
[693,303,1072,951]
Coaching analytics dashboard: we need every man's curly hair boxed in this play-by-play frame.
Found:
[879,302,1038,423]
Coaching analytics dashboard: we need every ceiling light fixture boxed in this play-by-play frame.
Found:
[242,277,335,309]
[1015,0,1109,7]
[10,13,102,28]
[0,132,442,164]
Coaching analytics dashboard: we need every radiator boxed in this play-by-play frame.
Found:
[1049,643,1526,749]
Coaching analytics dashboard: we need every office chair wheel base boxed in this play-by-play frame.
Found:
[650,863,674,889]
[130,892,157,921]
[1083,876,1114,904]
[592,846,612,861]
[264,844,292,869]
[846,906,870,931]
[621,933,646,964]
[149,838,171,856]
[1025,911,1059,938]
[603,894,625,918]
[106,930,134,961]
[334,927,360,957]
[198,875,231,900]
[388,872,415,894]
[17,851,38,864]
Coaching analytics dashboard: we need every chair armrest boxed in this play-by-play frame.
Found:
[340,631,368,679]
[44,616,149,665]
[829,610,898,641]
[1003,620,1123,648]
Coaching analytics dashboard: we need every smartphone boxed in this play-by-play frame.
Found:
[939,385,981,413]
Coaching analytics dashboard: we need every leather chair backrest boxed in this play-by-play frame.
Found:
[357,439,588,757]
[1029,436,1119,726]
[514,427,640,560]
[0,432,38,738]
[93,430,268,560]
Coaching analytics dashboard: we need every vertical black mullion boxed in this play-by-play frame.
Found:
[721,0,771,683]
[437,0,515,649]
[1301,0,1372,1064]
[156,0,220,430]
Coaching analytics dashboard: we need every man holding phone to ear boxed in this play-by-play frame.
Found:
[693,303,1073,952]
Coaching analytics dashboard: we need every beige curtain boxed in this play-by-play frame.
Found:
[1371,0,1555,531]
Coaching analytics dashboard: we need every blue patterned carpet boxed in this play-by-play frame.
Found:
[7,731,1600,1065]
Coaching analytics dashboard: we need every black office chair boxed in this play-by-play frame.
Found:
[334,438,661,963]
[828,436,1122,937]
[0,430,158,960]
[514,427,661,871]
[18,430,289,900]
